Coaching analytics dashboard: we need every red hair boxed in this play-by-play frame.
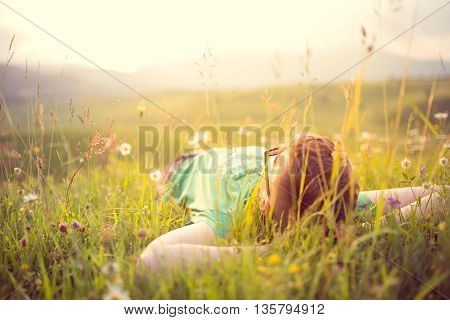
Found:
[270,136,358,230]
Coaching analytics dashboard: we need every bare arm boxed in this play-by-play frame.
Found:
[361,186,442,212]
[360,185,447,222]
[138,222,268,272]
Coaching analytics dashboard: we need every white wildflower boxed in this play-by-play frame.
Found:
[400,158,411,170]
[23,192,38,203]
[439,157,448,167]
[13,167,22,175]
[434,112,448,120]
[118,143,132,156]
[148,169,162,182]
[103,284,130,300]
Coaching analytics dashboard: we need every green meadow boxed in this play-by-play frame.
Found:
[0,73,449,299]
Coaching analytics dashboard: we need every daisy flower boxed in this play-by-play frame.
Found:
[103,284,130,300]
[23,192,38,203]
[118,143,132,156]
[13,167,22,175]
[148,169,162,182]
[400,158,411,170]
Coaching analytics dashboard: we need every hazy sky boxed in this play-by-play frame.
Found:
[1,0,449,72]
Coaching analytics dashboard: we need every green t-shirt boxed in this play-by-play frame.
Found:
[168,146,374,238]
[169,146,267,238]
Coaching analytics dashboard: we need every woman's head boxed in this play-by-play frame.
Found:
[259,135,358,230]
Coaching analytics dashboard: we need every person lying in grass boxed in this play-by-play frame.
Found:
[139,135,446,272]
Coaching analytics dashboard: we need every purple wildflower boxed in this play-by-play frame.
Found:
[72,220,81,229]
[419,166,426,176]
[387,197,401,209]
[59,222,68,234]
[19,236,27,248]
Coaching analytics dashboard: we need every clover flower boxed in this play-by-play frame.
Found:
[71,220,81,229]
[59,222,68,234]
